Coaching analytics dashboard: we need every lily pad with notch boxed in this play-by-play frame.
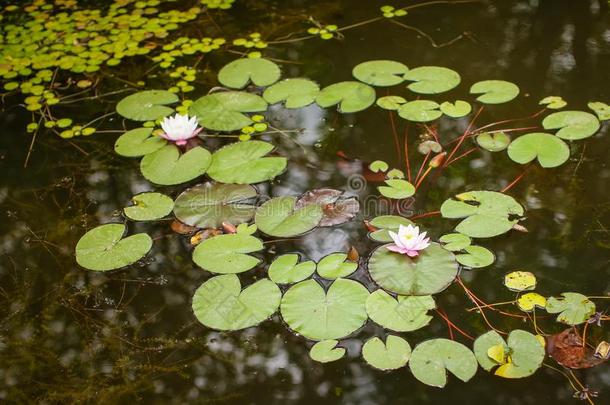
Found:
[588,101,610,121]
[507,132,570,168]
[366,289,435,332]
[455,245,495,269]
[362,335,412,371]
[470,80,519,104]
[140,144,211,185]
[439,233,471,251]
[316,252,358,279]
[476,132,511,152]
[218,58,281,89]
[376,95,406,110]
[189,91,268,131]
[124,192,174,221]
[268,254,316,284]
[192,231,264,274]
[255,196,323,237]
[542,110,600,140]
[352,60,408,87]
[440,100,472,118]
[378,179,415,199]
[315,81,376,113]
[263,78,320,108]
[309,340,346,363]
[367,215,414,242]
[398,100,441,122]
[116,90,178,121]
[409,338,478,387]
[114,127,167,157]
[403,66,461,94]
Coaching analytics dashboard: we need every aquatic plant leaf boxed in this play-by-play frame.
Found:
[476,132,511,152]
[218,58,281,89]
[75,224,152,271]
[369,160,389,172]
[310,340,346,363]
[588,101,610,121]
[255,196,323,237]
[540,96,567,110]
[378,179,415,199]
[474,330,545,378]
[352,60,408,86]
[368,215,414,242]
[547,328,607,369]
[140,145,211,185]
[362,335,411,370]
[376,95,406,110]
[403,66,461,94]
[192,274,280,330]
[116,90,178,121]
[316,253,358,279]
[440,100,472,118]
[397,100,441,122]
[507,132,569,168]
[173,183,257,228]
[455,245,495,268]
[440,191,524,238]
[503,271,536,292]
[189,92,267,131]
[409,339,478,387]
[517,292,547,312]
[546,292,596,325]
[295,188,360,226]
[192,233,263,274]
[542,110,600,140]
[114,127,167,157]
[367,242,458,295]
[281,278,369,340]
[268,254,316,284]
[470,80,519,104]
[207,141,287,184]
[263,78,320,108]
[124,192,174,221]
[439,233,471,251]
[315,81,376,113]
[366,290,435,332]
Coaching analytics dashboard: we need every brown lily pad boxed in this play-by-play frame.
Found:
[295,188,360,226]
[546,328,607,369]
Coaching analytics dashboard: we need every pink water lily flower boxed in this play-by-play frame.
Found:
[159,113,202,145]
[386,224,430,257]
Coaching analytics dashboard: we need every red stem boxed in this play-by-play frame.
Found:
[414,152,431,184]
[403,125,412,183]
[445,147,478,166]
[501,167,530,193]
[435,308,474,340]
[389,110,402,162]
[410,210,441,220]
[443,106,484,167]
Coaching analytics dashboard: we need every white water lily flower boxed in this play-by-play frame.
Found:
[386,224,430,257]
[159,113,202,145]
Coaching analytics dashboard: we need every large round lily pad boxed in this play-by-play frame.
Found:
[409,338,478,387]
[218,58,281,89]
[470,80,519,104]
[140,145,211,186]
[173,182,257,228]
[352,60,408,87]
[75,224,152,271]
[255,196,323,237]
[114,127,167,157]
[440,191,524,238]
[507,132,570,168]
[207,141,287,184]
[362,335,412,370]
[403,66,461,94]
[189,91,268,131]
[263,78,320,108]
[192,274,281,330]
[315,81,376,113]
[474,330,545,378]
[367,242,458,295]
[116,90,178,121]
[123,192,174,221]
[542,110,600,140]
[280,278,369,340]
[398,100,442,122]
[192,233,263,274]
[366,290,435,332]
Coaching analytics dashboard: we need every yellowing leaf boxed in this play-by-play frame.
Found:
[504,271,537,292]
[487,344,506,364]
[517,292,547,312]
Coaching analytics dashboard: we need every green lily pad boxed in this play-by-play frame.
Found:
[192,232,264,274]
[470,80,519,104]
[189,91,267,131]
[218,58,281,89]
[440,191,524,238]
[439,233,471,251]
[455,245,495,268]
[403,66,461,94]
[173,183,257,228]
[540,96,567,110]
[140,145,211,186]
[440,100,472,118]
[476,132,511,152]
[588,101,610,121]
[409,339,478,387]
[362,335,411,370]
[474,330,545,378]
[316,253,358,279]
[368,215,414,242]
[263,78,320,108]
[124,192,174,221]
[255,196,323,237]
[116,90,178,121]
[352,60,408,86]
[268,254,316,284]
[546,292,596,325]
[207,141,287,184]
[192,274,281,330]
[280,278,369,340]
[75,224,152,271]
[387,168,405,179]
[507,132,570,168]
[376,95,407,110]
[366,290,435,332]
[315,81,376,113]
[367,242,458,295]
[542,110,600,140]
[309,340,346,363]
[114,127,167,157]
[369,160,389,172]
[378,179,416,199]
[398,100,442,122]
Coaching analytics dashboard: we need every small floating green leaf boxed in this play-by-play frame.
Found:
[476,132,511,152]
[474,330,545,378]
[503,271,537,292]
[542,110,600,140]
[192,233,263,274]
[140,145,211,185]
[352,60,408,87]
[546,292,596,325]
[116,90,178,121]
[366,290,435,332]
[263,78,320,108]
[455,245,495,268]
[124,192,174,221]
[439,233,471,251]
[588,101,610,121]
[362,335,411,370]
[403,66,461,94]
[315,81,376,113]
[507,132,570,168]
[309,340,346,363]
[470,80,519,104]
[316,253,358,279]
[376,95,407,110]
[440,100,472,118]
[409,339,478,387]
[114,127,167,157]
[378,179,415,199]
[218,58,281,89]
[539,96,567,110]
[268,254,316,284]
[255,196,323,237]
[398,100,441,122]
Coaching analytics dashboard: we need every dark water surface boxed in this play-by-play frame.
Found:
[1,0,609,403]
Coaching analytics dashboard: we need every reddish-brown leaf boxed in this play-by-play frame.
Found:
[171,219,199,235]
[546,328,607,369]
[295,188,360,227]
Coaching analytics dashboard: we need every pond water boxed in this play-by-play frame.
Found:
[1,0,609,403]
